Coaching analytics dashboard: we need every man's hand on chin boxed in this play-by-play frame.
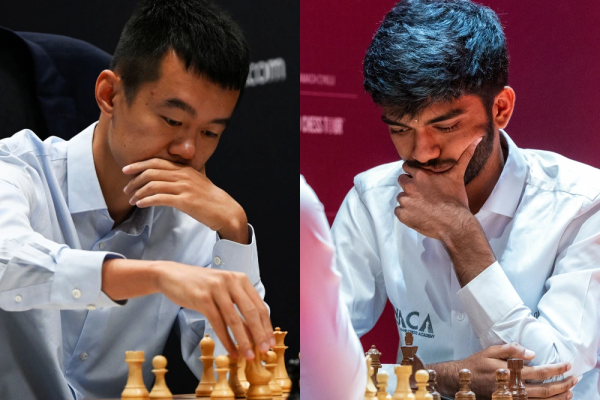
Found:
[122,158,249,244]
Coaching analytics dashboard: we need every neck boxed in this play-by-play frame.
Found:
[466,131,507,214]
[92,116,135,227]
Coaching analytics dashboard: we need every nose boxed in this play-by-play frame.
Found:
[412,129,441,164]
[168,135,196,161]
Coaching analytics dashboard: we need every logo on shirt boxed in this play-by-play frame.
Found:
[394,308,435,339]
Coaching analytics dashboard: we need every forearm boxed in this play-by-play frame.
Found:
[439,213,496,287]
[101,258,164,300]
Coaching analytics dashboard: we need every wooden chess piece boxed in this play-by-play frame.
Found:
[245,344,272,399]
[122,351,149,398]
[265,350,283,398]
[377,370,392,400]
[366,345,382,388]
[237,349,250,391]
[427,370,440,400]
[392,365,415,400]
[273,327,292,397]
[414,370,433,400]
[364,355,378,399]
[211,355,235,399]
[228,353,246,398]
[492,369,513,400]
[149,355,173,399]
[455,369,476,400]
[508,359,527,400]
[196,335,216,397]
[400,332,425,389]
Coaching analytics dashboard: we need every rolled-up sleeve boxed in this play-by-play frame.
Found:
[0,177,123,310]
[457,205,600,380]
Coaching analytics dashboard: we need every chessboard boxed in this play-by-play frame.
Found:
[87,327,297,400]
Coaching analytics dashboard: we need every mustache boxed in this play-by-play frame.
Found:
[403,158,458,170]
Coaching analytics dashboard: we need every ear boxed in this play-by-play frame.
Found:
[95,70,122,119]
[492,86,516,130]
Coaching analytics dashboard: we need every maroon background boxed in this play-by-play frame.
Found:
[301,0,600,363]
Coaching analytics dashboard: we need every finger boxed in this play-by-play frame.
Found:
[484,343,535,360]
[199,164,207,176]
[454,136,483,177]
[396,192,409,207]
[135,193,180,208]
[525,376,577,398]
[123,158,182,175]
[238,274,276,348]
[398,174,412,191]
[203,300,238,357]
[523,362,572,381]
[213,287,255,359]
[129,181,184,205]
[124,168,180,194]
[401,163,417,178]
[228,282,270,354]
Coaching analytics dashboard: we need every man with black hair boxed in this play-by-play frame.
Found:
[333,0,600,398]
[0,0,273,399]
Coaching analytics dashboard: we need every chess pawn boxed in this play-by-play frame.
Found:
[414,370,433,400]
[507,359,527,400]
[392,365,415,400]
[264,350,283,397]
[122,351,149,398]
[455,369,476,400]
[366,345,383,388]
[245,344,272,399]
[273,327,292,396]
[492,369,513,400]
[427,370,440,400]
[196,335,216,397]
[228,353,246,398]
[149,355,173,399]
[376,370,392,400]
[364,355,378,399]
[211,355,235,399]
[237,351,250,390]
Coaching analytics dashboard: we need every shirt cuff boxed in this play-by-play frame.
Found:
[457,261,523,338]
[51,249,126,308]
[212,224,260,285]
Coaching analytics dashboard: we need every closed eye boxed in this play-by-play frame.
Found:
[204,131,218,138]
[163,117,182,127]
[436,122,460,133]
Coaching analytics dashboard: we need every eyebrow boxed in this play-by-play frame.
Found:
[161,98,231,127]
[381,108,466,127]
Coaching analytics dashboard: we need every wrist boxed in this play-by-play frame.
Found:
[148,260,170,293]
[216,208,249,244]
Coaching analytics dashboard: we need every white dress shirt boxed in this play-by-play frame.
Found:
[300,175,366,400]
[332,131,600,399]
[0,123,264,400]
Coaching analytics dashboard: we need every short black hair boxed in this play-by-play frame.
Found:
[363,0,508,118]
[110,0,249,103]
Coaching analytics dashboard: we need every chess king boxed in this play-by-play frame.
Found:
[332,0,599,398]
[0,0,275,399]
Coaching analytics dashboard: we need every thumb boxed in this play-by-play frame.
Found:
[485,343,535,360]
[454,136,483,177]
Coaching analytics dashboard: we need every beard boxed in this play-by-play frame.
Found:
[403,117,495,186]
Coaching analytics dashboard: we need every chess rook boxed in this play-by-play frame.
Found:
[366,345,382,388]
[196,335,216,397]
[211,355,235,399]
[121,351,149,399]
[455,369,476,400]
[427,369,440,400]
[392,365,415,400]
[414,370,433,400]
[273,327,292,397]
[508,359,527,400]
[492,369,512,400]
[377,370,392,400]
[228,353,246,398]
[149,355,172,399]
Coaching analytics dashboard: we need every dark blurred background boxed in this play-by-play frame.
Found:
[0,0,299,394]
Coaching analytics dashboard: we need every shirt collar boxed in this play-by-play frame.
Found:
[67,122,108,214]
[479,130,528,218]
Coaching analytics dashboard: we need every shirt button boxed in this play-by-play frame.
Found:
[14,295,22,303]
[213,256,222,266]
[86,305,96,311]
[99,242,106,250]
[79,352,88,361]
[72,289,82,299]
[457,312,465,321]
